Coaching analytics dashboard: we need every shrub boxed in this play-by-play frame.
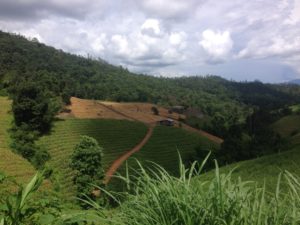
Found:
[10,125,49,168]
[151,106,159,115]
[70,135,104,203]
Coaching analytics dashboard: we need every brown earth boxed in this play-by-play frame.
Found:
[59,97,128,120]
[59,97,184,123]
[99,101,184,123]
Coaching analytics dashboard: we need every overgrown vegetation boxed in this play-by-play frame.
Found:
[2,157,300,224]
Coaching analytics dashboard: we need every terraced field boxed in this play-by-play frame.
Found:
[0,97,36,193]
[136,125,218,175]
[38,119,148,199]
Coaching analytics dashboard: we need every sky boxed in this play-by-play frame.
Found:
[0,0,300,83]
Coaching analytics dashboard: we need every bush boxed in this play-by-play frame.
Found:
[151,106,159,115]
[32,148,50,168]
[10,125,50,168]
[70,135,104,204]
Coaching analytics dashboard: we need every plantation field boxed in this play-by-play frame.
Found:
[108,125,219,190]
[0,97,36,193]
[136,126,219,175]
[38,118,148,199]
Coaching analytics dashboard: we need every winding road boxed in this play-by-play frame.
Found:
[103,124,154,184]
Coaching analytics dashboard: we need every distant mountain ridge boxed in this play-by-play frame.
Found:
[289,79,300,85]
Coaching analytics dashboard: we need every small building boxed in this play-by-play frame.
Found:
[158,118,175,126]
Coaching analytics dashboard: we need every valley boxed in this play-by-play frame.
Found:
[1,30,300,224]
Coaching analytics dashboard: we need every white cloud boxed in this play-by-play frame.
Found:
[1,0,300,81]
[199,29,233,63]
[238,36,300,59]
[111,35,130,56]
[90,34,107,53]
[169,32,186,49]
[141,18,161,37]
[284,0,300,24]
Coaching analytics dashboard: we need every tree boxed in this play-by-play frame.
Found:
[11,79,60,133]
[70,136,104,203]
[151,106,159,115]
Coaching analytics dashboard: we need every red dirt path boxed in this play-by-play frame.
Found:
[103,124,154,184]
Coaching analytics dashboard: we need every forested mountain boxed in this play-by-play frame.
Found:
[289,79,300,85]
[1,30,299,119]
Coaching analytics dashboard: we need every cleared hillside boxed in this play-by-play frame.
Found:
[38,118,148,199]
[60,97,223,144]
[0,97,36,192]
[60,97,184,123]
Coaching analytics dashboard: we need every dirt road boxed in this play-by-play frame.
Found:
[103,124,154,184]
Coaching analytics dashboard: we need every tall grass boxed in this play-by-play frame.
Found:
[2,155,300,224]
[84,154,300,225]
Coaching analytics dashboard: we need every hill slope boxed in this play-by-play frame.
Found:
[272,114,300,148]
[0,97,36,192]
[201,146,300,192]
[136,125,218,176]
[61,97,223,144]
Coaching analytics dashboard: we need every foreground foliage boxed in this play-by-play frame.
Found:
[2,155,300,224]
[0,172,44,225]
[86,155,300,225]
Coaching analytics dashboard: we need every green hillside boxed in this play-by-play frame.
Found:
[201,146,300,192]
[0,97,36,192]
[38,118,148,199]
[272,115,300,145]
[197,113,300,192]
